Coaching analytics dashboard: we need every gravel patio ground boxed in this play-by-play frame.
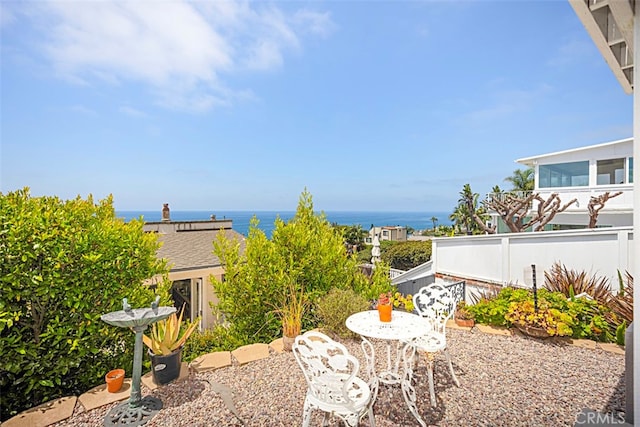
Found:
[52,328,626,427]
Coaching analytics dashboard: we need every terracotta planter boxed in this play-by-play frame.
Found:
[455,318,475,327]
[378,304,392,322]
[105,369,125,393]
[514,323,551,339]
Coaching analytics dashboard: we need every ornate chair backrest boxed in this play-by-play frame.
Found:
[413,284,456,334]
[293,331,365,410]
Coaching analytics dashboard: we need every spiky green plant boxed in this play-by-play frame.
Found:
[605,271,633,336]
[543,262,611,303]
[143,305,199,355]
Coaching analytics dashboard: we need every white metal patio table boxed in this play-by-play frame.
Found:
[345,310,430,427]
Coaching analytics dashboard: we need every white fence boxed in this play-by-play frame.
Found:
[432,227,634,289]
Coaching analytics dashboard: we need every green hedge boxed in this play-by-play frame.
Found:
[381,240,432,271]
[0,188,170,420]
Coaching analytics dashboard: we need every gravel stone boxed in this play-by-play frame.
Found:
[51,329,626,426]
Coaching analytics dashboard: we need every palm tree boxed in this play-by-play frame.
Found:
[449,205,468,234]
[504,168,534,192]
[453,184,491,235]
[459,184,478,235]
[430,216,438,230]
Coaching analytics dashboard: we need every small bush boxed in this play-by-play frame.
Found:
[469,287,530,326]
[316,288,370,339]
[505,299,574,336]
[181,325,249,362]
[469,286,613,342]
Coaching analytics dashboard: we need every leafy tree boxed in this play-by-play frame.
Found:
[211,190,389,344]
[504,167,534,191]
[381,240,432,271]
[449,205,467,234]
[333,223,365,252]
[0,188,170,421]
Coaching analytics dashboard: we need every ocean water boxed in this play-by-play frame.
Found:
[117,210,453,237]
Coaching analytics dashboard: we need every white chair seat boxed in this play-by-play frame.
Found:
[411,331,446,353]
[305,374,371,412]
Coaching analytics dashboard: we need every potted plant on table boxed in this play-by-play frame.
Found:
[143,305,199,385]
[391,291,414,313]
[454,301,476,327]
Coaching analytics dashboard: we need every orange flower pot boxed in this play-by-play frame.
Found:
[378,304,392,322]
[105,369,125,393]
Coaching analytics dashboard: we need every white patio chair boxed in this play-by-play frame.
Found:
[292,331,376,427]
[410,284,460,407]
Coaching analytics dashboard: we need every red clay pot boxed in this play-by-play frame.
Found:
[105,369,125,393]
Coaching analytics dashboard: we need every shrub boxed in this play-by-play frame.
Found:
[544,263,631,341]
[544,262,611,303]
[605,271,633,339]
[505,299,574,337]
[469,287,530,326]
[381,240,432,271]
[470,285,612,341]
[0,188,170,421]
[316,288,370,339]
[181,325,248,362]
[211,190,379,345]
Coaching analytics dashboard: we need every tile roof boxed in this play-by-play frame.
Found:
[156,229,246,272]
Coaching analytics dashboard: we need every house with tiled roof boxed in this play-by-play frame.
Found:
[144,213,246,330]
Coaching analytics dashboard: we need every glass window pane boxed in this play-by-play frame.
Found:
[629,157,634,184]
[597,158,625,185]
[538,161,588,188]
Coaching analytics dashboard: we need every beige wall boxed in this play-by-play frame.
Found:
[151,266,225,330]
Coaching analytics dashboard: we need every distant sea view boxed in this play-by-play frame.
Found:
[117,210,453,237]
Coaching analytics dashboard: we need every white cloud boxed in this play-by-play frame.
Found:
[32,1,333,112]
[292,9,335,38]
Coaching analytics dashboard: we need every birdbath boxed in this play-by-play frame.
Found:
[100,297,176,426]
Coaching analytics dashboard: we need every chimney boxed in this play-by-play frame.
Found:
[161,203,170,222]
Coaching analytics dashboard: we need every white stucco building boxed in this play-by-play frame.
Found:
[516,137,634,229]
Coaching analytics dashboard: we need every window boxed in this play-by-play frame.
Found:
[172,279,191,319]
[629,157,634,184]
[597,158,625,185]
[539,161,588,188]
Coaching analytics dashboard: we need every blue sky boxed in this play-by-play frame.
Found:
[0,1,633,212]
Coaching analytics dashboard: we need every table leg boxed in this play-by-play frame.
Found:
[360,337,427,427]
